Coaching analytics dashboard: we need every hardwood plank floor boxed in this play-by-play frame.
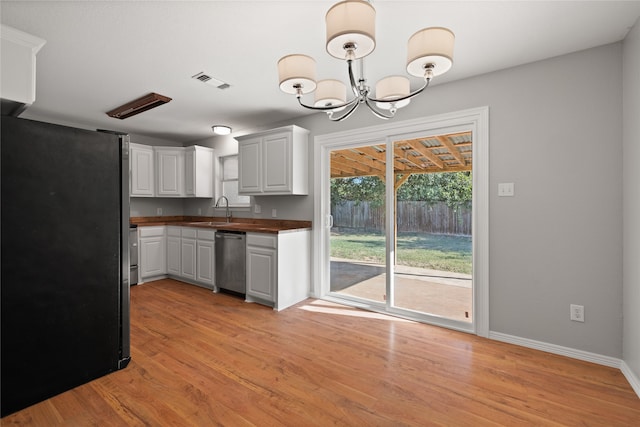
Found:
[3,279,639,426]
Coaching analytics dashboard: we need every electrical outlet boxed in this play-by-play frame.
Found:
[570,304,585,322]
[157,207,163,215]
[198,208,202,215]
[271,209,277,218]
[254,204,261,214]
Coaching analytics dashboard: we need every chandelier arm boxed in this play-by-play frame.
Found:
[327,99,361,122]
[363,97,394,120]
[366,77,432,105]
[296,94,359,112]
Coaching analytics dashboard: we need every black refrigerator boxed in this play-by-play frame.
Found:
[1,116,131,417]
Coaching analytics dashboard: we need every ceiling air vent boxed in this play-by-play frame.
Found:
[106,92,172,120]
[192,72,230,89]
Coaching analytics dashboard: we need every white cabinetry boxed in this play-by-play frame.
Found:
[245,230,310,310]
[185,146,214,198]
[237,125,309,195]
[0,25,46,109]
[166,226,181,276]
[155,147,185,197]
[196,229,216,288]
[130,143,155,197]
[139,226,166,281]
[180,228,197,281]
[165,226,215,290]
[246,234,277,303]
[238,137,262,194]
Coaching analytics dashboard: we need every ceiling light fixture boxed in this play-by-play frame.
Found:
[106,92,172,120]
[212,125,232,135]
[277,0,454,121]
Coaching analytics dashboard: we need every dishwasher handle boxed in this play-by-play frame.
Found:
[215,232,245,240]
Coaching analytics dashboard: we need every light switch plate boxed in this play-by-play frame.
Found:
[498,183,515,197]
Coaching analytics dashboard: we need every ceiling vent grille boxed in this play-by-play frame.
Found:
[192,72,230,89]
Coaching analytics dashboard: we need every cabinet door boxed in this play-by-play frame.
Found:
[246,246,276,302]
[238,137,262,194]
[156,148,185,197]
[196,239,215,286]
[185,146,214,198]
[167,236,181,276]
[140,236,166,279]
[130,144,154,197]
[263,132,291,193]
[181,238,197,280]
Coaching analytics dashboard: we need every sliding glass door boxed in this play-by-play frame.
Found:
[316,110,488,334]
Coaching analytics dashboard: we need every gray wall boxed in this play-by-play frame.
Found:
[623,18,640,381]
[271,43,625,358]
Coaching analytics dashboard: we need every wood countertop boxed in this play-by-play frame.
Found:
[130,216,311,234]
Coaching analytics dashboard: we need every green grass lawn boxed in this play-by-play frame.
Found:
[330,230,472,274]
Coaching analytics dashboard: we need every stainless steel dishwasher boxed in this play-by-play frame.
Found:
[215,230,246,294]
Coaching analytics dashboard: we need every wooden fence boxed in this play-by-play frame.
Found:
[331,201,471,235]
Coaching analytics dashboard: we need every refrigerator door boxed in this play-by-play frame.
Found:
[1,117,130,416]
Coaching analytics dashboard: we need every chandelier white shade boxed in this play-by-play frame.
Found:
[314,79,347,110]
[277,54,317,94]
[406,27,455,77]
[325,0,376,60]
[277,0,455,121]
[375,76,411,110]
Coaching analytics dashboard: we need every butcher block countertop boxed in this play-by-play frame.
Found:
[130,216,311,234]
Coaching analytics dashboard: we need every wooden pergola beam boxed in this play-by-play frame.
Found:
[436,135,467,167]
[402,140,445,169]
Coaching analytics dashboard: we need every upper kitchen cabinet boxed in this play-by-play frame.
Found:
[0,25,46,115]
[185,145,214,198]
[130,143,155,197]
[154,147,185,197]
[237,125,309,196]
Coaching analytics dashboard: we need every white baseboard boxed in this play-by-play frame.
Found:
[489,331,640,399]
[621,361,640,398]
[489,331,621,367]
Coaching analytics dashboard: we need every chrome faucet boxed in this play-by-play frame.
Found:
[215,196,232,222]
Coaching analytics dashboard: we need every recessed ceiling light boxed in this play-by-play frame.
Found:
[212,125,232,135]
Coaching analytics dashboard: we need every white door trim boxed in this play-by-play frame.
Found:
[312,106,489,337]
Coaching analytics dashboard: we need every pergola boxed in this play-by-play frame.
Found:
[330,131,473,186]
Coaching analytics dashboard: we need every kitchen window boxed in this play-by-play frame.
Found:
[219,154,250,207]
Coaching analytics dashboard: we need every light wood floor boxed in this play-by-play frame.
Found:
[3,279,639,426]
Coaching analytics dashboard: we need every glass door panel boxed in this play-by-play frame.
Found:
[329,144,387,305]
[390,136,473,322]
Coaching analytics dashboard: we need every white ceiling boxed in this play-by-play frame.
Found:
[2,1,639,143]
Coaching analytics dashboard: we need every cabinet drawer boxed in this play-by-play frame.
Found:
[197,229,216,241]
[247,233,277,249]
[167,226,181,237]
[181,227,197,239]
[139,226,165,238]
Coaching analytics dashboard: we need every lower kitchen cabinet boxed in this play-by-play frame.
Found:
[180,228,197,281]
[164,226,215,290]
[196,229,216,287]
[139,226,166,281]
[166,226,181,276]
[246,239,277,302]
[245,230,310,311]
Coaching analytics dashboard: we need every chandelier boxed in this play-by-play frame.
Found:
[277,0,455,121]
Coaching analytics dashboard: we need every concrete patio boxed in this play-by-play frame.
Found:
[330,258,472,322]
